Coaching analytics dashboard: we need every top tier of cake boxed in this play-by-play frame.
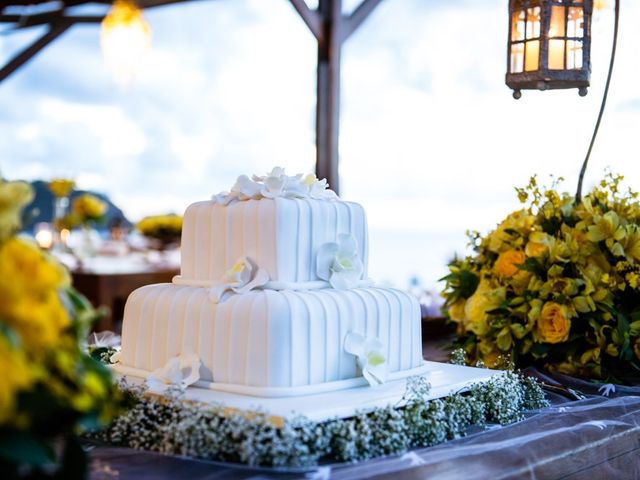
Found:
[179,182,368,287]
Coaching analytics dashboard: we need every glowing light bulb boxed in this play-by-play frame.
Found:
[35,223,53,249]
[101,0,151,86]
[594,0,608,10]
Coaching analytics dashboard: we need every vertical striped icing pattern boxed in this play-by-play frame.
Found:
[273,198,369,283]
[181,198,368,284]
[119,285,422,389]
[179,202,206,280]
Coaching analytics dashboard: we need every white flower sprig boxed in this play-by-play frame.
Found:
[212,167,337,205]
[344,331,388,386]
[209,257,270,303]
[316,234,364,289]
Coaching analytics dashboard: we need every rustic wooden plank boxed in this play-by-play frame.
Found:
[0,14,102,28]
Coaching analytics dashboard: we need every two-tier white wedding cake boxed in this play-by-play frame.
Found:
[116,168,428,397]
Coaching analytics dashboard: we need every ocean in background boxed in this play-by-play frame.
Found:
[367,228,470,293]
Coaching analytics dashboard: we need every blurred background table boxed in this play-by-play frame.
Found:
[64,251,180,332]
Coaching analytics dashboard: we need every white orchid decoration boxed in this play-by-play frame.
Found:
[209,256,270,303]
[317,234,364,289]
[147,350,201,390]
[344,331,388,386]
[211,167,337,204]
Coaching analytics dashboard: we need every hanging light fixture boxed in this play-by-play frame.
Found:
[506,0,593,99]
[101,0,151,86]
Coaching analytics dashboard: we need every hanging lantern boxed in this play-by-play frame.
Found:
[101,0,151,86]
[506,0,593,99]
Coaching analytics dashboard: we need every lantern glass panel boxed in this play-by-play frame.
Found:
[549,39,565,69]
[549,6,566,37]
[567,40,583,69]
[512,10,526,41]
[511,43,525,73]
[525,40,540,71]
[526,7,541,39]
[567,7,584,37]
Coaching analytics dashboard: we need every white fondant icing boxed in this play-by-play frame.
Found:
[119,285,423,396]
[179,198,368,285]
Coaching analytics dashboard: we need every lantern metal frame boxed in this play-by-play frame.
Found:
[506,0,593,99]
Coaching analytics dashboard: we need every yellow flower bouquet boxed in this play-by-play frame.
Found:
[48,178,75,198]
[442,172,640,382]
[71,193,107,227]
[0,180,121,476]
[137,214,182,248]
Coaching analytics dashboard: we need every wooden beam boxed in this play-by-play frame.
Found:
[287,0,322,41]
[0,14,103,28]
[0,0,197,27]
[342,0,385,42]
[0,23,71,82]
[315,0,342,194]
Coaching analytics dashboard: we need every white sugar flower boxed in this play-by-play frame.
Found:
[257,167,307,199]
[230,174,262,200]
[306,174,338,199]
[316,234,364,289]
[344,332,388,386]
[212,167,339,203]
[147,350,201,390]
[209,256,270,303]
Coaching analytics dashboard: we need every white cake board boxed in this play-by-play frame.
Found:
[114,361,502,423]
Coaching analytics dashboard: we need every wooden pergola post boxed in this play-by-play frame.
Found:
[289,0,384,195]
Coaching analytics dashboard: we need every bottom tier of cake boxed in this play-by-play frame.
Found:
[119,284,425,397]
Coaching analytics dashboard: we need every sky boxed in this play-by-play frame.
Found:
[1,0,640,289]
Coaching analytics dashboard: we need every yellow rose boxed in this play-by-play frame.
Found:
[448,299,466,323]
[0,180,34,242]
[0,238,71,350]
[525,242,546,257]
[464,281,505,336]
[536,302,571,344]
[488,210,536,253]
[493,249,526,279]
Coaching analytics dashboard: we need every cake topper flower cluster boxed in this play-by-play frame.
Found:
[212,167,338,204]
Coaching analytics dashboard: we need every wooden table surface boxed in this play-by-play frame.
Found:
[72,267,179,332]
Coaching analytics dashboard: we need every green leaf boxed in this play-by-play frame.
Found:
[518,257,547,278]
[617,312,630,338]
[0,323,20,348]
[90,346,109,362]
[496,327,513,351]
[510,323,528,340]
[530,343,550,358]
[458,270,480,298]
[630,320,640,337]
[0,430,53,466]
